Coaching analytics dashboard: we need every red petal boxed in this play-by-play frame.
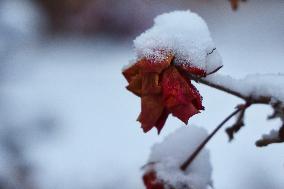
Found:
[179,71,204,110]
[187,82,204,110]
[138,95,164,133]
[143,171,165,189]
[170,104,199,124]
[141,72,161,95]
[155,109,169,134]
[122,62,140,82]
[126,73,142,96]
[138,55,173,74]
[176,63,206,77]
[162,66,203,124]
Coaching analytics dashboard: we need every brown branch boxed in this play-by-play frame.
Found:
[206,65,223,76]
[180,103,250,171]
[255,137,284,147]
[256,124,284,147]
[226,107,246,141]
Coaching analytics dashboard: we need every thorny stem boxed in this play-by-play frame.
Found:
[180,103,250,171]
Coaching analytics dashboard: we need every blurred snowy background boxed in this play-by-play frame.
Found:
[0,0,283,189]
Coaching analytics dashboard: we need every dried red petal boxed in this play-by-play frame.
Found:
[176,63,206,77]
[123,62,141,83]
[141,72,161,95]
[126,73,142,96]
[143,171,165,189]
[178,70,204,110]
[187,83,204,110]
[162,66,202,124]
[155,109,170,134]
[138,55,173,73]
[138,95,165,133]
[170,103,199,124]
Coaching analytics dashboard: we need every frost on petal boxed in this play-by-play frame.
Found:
[134,10,222,74]
[143,126,212,189]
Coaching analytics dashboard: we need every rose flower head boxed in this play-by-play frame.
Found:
[123,10,222,133]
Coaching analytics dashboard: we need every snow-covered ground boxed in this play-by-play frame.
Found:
[0,1,283,189]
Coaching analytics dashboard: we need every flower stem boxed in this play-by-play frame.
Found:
[180,104,250,171]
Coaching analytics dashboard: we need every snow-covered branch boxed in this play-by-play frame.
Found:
[188,73,284,146]
[189,73,284,104]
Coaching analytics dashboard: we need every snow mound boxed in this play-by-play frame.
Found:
[206,73,284,103]
[134,10,222,73]
[147,126,212,189]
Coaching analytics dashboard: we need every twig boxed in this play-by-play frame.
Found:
[180,103,250,171]
[255,138,284,147]
[256,124,284,147]
[226,107,246,141]
[206,66,223,76]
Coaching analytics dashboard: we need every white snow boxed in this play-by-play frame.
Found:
[1,37,284,189]
[133,10,222,73]
[146,126,212,189]
[261,129,279,140]
[0,1,283,189]
[205,73,284,103]
[0,0,41,38]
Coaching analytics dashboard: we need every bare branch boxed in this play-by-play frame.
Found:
[256,124,284,147]
[256,137,284,147]
[226,106,246,141]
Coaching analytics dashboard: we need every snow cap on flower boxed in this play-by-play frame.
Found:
[134,10,222,74]
[143,126,212,189]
